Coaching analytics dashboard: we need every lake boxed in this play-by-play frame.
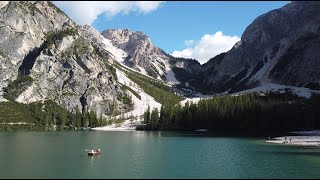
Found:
[0,131,320,178]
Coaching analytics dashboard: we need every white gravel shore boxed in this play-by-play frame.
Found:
[266,136,320,146]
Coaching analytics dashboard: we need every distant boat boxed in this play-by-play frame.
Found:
[87,149,101,156]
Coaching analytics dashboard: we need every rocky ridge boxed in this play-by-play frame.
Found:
[201,1,320,94]
[0,1,134,117]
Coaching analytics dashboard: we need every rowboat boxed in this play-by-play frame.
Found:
[87,149,101,156]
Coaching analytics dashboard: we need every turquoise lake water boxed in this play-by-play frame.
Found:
[0,131,320,178]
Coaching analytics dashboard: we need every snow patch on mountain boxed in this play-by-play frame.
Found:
[115,68,161,117]
[102,38,127,62]
[93,67,161,131]
[179,97,203,107]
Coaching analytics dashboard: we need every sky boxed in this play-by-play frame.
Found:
[53,1,289,64]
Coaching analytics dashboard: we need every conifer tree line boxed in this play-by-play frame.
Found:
[26,100,102,128]
[0,99,106,130]
[139,92,320,136]
[11,99,135,130]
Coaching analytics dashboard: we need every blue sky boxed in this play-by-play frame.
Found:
[54,1,289,63]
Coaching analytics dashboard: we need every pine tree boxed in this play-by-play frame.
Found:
[150,108,159,130]
[143,106,151,130]
[89,110,95,127]
[81,109,88,127]
[75,108,81,127]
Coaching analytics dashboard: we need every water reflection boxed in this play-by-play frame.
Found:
[88,154,101,167]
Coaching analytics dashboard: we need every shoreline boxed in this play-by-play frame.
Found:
[91,118,140,131]
[91,126,136,131]
[266,136,320,147]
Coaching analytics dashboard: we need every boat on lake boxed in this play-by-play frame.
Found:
[87,149,101,156]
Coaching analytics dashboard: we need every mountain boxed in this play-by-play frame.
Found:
[200,1,320,94]
[99,2,320,98]
[101,29,202,84]
[0,1,136,119]
[1,1,320,129]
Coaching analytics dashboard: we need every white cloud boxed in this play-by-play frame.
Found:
[52,1,165,25]
[172,31,240,64]
[184,40,194,46]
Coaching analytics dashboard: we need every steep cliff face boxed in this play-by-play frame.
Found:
[0,1,75,91]
[0,1,133,117]
[101,29,202,84]
[202,1,320,93]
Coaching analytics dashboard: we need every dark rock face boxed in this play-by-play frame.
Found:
[202,1,320,93]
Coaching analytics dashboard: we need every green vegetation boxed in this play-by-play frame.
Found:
[0,99,102,130]
[104,61,117,80]
[0,124,45,131]
[104,98,118,116]
[126,71,183,105]
[145,64,160,79]
[114,63,183,105]
[43,28,78,49]
[61,37,90,58]
[0,101,37,123]
[146,68,158,78]
[72,37,90,54]
[3,75,33,101]
[121,92,134,107]
[139,91,320,136]
[61,92,76,96]
[120,83,141,100]
[28,99,72,127]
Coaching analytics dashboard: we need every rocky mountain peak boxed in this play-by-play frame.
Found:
[200,1,320,94]
[81,24,100,35]
[80,24,105,47]
[100,27,203,83]
[101,28,150,54]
